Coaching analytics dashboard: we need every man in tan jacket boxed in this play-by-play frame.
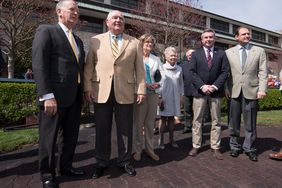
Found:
[226,26,268,162]
[84,10,146,178]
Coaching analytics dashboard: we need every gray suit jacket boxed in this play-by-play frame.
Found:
[225,44,268,100]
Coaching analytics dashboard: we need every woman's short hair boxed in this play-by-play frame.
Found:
[164,46,177,57]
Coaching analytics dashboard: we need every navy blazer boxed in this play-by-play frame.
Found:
[180,60,197,97]
[32,24,85,107]
[190,47,229,98]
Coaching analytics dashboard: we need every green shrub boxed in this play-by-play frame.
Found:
[0,83,38,125]
[259,89,282,110]
[221,89,282,111]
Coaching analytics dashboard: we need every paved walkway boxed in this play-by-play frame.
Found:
[1,123,282,188]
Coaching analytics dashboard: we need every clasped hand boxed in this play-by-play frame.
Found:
[201,85,216,95]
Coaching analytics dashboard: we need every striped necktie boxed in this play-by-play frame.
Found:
[112,35,119,59]
[207,48,212,69]
[68,30,80,83]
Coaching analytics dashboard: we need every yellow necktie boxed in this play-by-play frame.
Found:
[68,30,80,83]
[112,35,119,59]
[68,30,78,61]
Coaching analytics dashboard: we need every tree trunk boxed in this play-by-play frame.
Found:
[7,55,14,79]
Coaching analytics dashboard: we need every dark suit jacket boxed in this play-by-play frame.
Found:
[32,24,85,107]
[190,47,229,98]
[180,61,197,97]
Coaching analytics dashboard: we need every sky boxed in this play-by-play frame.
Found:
[199,0,282,32]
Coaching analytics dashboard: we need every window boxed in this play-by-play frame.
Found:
[232,24,240,35]
[210,18,229,33]
[79,16,103,34]
[252,30,265,42]
[111,0,138,9]
[214,42,229,50]
[268,35,279,45]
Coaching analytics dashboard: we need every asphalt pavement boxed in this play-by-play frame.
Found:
[1,122,282,188]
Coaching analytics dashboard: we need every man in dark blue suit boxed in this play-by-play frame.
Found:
[188,28,229,160]
[32,1,85,187]
[181,49,196,133]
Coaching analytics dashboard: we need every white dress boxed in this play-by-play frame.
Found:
[158,63,184,117]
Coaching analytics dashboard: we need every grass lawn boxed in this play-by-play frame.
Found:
[222,110,282,126]
[0,110,281,154]
[0,128,38,154]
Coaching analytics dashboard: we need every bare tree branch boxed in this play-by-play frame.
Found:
[0,0,55,78]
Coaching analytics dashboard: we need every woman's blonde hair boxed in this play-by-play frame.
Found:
[138,34,156,48]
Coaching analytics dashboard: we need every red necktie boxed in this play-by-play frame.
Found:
[207,49,212,69]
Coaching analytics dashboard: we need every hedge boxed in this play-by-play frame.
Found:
[0,83,37,125]
[221,89,282,112]
[0,83,281,125]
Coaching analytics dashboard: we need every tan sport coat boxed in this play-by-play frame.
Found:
[84,32,146,104]
[225,44,268,100]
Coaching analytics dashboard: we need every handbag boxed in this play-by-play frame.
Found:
[153,69,162,82]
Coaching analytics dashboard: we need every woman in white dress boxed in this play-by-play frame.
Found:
[158,46,184,149]
[133,34,163,161]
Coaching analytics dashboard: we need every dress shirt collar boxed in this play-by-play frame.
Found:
[238,43,250,50]
[58,22,70,33]
[109,32,123,40]
[203,46,214,53]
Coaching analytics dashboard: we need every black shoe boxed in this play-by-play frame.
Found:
[92,166,107,179]
[122,163,136,177]
[245,152,258,162]
[230,150,240,157]
[42,179,58,188]
[60,168,85,176]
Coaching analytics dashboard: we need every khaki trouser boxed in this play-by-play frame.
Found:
[192,96,222,149]
[133,93,159,154]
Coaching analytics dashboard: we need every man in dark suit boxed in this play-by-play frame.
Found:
[84,10,146,178]
[32,1,85,187]
[181,49,196,133]
[226,26,268,161]
[188,28,229,160]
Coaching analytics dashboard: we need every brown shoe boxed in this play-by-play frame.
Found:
[188,148,199,157]
[145,151,160,161]
[211,149,223,160]
[269,151,282,160]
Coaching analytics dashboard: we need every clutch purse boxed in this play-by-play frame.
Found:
[154,69,162,82]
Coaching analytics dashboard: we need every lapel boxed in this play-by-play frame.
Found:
[210,48,219,69]
[56,24,79,64]
[244,44,255,70]
[116,33,129,61]
[104,32,113,59]
[231,46,242,73]
[199,48,208,65]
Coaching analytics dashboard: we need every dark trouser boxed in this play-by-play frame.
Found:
[184,96,193,128]
[229,92,258,153]
[38,90,81,181]
[94,86,133,167]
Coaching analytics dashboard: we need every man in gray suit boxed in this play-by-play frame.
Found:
[225,26,268,162]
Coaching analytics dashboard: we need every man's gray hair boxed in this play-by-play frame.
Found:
[56,0,77,11]
[201,28,216,38]
[106,10,124,20]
